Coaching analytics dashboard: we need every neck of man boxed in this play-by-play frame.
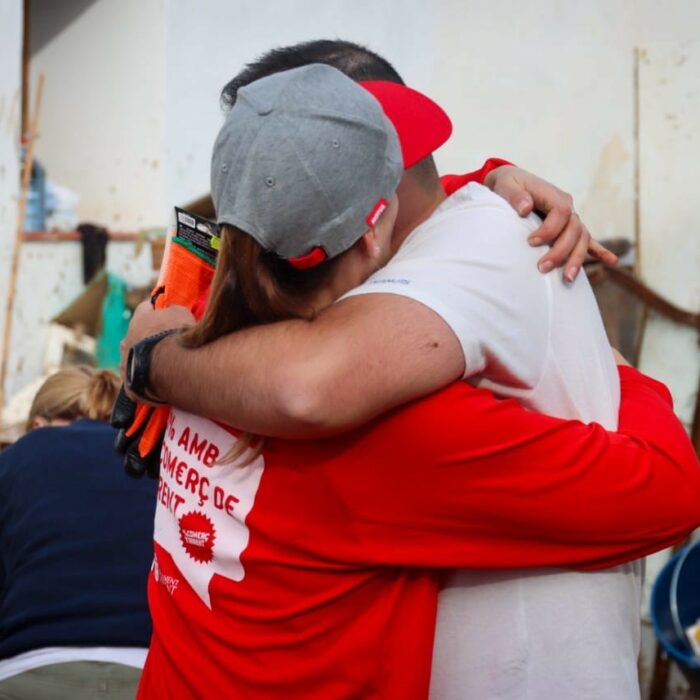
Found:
[302,171,448,316]
[306,248,380,316]
[390,174,446,254]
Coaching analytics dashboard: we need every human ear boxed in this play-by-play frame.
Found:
[359,230,382,260]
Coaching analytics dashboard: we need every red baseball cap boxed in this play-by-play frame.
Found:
[360,80,452,168]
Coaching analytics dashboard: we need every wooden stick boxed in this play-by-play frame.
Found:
[587,263,700,332]
[21,0,30,138]
[0,73,44,424]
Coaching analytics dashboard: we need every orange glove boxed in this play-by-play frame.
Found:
[113,236,215,478]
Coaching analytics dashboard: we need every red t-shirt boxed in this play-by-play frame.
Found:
[138,367,700,699]
[440,157,513,196]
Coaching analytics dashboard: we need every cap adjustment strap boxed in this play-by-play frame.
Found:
[287,246,328,270]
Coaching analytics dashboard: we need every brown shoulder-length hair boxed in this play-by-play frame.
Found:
[179,224,342,462]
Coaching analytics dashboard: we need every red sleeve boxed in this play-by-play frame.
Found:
[327,366,700,570]
[440,157,513,196]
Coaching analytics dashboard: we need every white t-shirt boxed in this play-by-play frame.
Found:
[345,183,642,700]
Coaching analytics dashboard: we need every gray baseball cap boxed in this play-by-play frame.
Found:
[211,63,403,269]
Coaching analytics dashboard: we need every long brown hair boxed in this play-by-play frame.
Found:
[179,225,342,462]
[27,366,120,431]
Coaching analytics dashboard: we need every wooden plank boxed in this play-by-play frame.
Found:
[21,231,140,242]
[0,73,43,419]
[21,0,30,138]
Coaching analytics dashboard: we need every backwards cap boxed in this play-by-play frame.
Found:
[360,80,452,169]
[211,64,403,268]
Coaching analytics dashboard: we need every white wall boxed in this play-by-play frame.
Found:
[0,0,23,406]
[165,1,626,210]
[162,0,437,208]
[637,42,700,429]
[30,0,167,231]
[25,0,700,267]
[161,0,698,243]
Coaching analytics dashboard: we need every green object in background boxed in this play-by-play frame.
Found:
[96,272,131,370]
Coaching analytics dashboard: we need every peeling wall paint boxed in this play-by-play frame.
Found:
[638,41,700,313]
[579,134,632,243]
[636,40,700,448]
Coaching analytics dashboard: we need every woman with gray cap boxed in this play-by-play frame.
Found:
[135,63,700,699]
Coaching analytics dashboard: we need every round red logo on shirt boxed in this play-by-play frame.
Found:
[178,511,216,563]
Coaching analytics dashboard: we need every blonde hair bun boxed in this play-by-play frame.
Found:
[27,366,121,430]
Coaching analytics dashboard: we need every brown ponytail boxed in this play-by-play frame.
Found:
[179,225,343,462]
[181,224,341,347]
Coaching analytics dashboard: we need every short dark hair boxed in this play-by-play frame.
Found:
[220,39,440,193]
[220,39,404,110]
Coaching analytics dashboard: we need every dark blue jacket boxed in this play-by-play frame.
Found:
[0,420,156,659]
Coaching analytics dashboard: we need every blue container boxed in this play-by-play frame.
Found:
[651,541,700,694]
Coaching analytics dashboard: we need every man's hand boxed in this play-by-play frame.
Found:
[485,165,618,282]
[120,302,195,386]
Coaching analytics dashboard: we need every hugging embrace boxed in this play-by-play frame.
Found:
[122,40,700,700]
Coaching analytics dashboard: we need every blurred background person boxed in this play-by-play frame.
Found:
[0,367,156,700]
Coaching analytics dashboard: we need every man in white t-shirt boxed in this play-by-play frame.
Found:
[343,180,637,699]
[121,42,635,699]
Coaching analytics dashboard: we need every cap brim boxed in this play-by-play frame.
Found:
[360,81,452,169]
